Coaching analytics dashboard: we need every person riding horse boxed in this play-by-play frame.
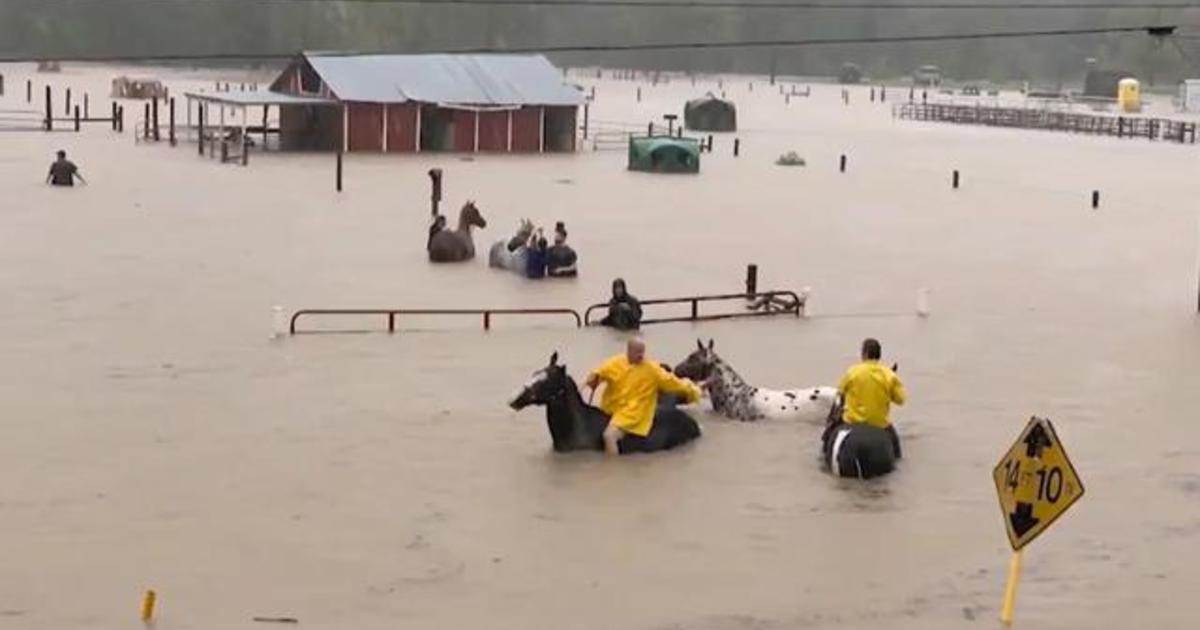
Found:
[822,338,906,478]
[585,337,702,456]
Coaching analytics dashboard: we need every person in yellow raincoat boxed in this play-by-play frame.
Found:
[585,337,702,455]
[836,337,906,458]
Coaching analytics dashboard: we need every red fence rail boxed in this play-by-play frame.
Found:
[289,308,582,334]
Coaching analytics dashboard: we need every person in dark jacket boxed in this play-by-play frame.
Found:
[47,150,86,187]
[600,278,642,330]
[427,214,446,249]
[546,222,578,277]
[525,230,548,279]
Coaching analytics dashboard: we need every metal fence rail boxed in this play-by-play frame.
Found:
[583,290,805,326]
[289,307,583,334]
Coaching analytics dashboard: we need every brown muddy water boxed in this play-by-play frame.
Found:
[1,63,1199,630]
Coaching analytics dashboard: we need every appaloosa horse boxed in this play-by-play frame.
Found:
[508,352,702,454]
[428,201,487,262]
[488,218,534,272]
[674,339,838,423]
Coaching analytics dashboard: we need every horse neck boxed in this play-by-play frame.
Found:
[456,211,475,234]
[545,376,604,449]
[715,357,755,395]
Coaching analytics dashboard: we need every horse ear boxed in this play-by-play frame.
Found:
[708,338,714,351]
[549,351,558,366]
[696,339,704,351]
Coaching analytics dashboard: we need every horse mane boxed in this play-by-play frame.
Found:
[544,369,609,451]
[455,204,473,232]
[712,352,755,395]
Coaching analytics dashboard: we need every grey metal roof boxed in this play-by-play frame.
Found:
[302,53,584,106]
[184,90,337,107]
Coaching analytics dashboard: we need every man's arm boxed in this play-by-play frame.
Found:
[586,356,620,391]
[74,171,87,185]
[653,364,702,404]
[890,374,907,406]
[837,369,852,396]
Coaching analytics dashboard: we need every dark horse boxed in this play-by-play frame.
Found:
[508,352,702,454]
[820,396,899,479]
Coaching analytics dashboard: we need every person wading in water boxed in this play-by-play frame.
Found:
[585,337,701,456]
[46,150,86,187]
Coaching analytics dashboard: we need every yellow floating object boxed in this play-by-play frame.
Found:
[140,589,156,622]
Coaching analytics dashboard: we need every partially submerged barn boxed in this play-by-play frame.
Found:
[684,94,737,132]
[186,52,583,154]
[277,52,582,152]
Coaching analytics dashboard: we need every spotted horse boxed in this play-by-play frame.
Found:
[674,339,838,423]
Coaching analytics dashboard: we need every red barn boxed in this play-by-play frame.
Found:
[268,52,583,153]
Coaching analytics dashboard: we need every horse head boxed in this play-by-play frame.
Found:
[459,200,488,231]
[509,351,571,410]
[674,338,717,381]
[506,218,534,251]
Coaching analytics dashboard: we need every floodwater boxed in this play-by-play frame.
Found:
[2,63,1200,630]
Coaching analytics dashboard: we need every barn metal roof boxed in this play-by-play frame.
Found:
[302,52,584,106]
[184,90,337,107]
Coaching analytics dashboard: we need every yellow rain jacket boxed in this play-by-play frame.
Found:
[590,354,702,437]
[837,359,906,428]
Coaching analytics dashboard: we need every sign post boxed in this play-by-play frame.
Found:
[992,416,1085,624]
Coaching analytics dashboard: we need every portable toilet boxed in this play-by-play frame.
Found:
[1118,78,1141,113]
[1180,79,1200,112]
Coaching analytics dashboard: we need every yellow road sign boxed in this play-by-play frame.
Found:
[993,417,1085,551]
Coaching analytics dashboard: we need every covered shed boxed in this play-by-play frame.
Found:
[266,52,584,153]
[628,136,700,173]
[684,94,737,132]
[1083,68,1133,99]
[182,90,339,152]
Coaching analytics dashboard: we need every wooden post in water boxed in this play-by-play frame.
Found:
[336,151,344,192]
[582,103,589,140]
[733,138,740,157]
[428,168,443,215]
[118,105,125,133]
[1091,190,1100,209]
[65,88,71,115]
[27,79,32,103]
[0,73,4,96]
[840,154,847,173]
[44,85,52,131]
[953,170,960,189]
[242,137,249,166]
[83,93,89,119]
[168,97,176,146]
[111,102,118,131]
[198,104,205,156]
[746,264,758,299]
[73,105,80,132]
[143,102,150,140]
[262,105,269,149]
[152,97,160,141]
